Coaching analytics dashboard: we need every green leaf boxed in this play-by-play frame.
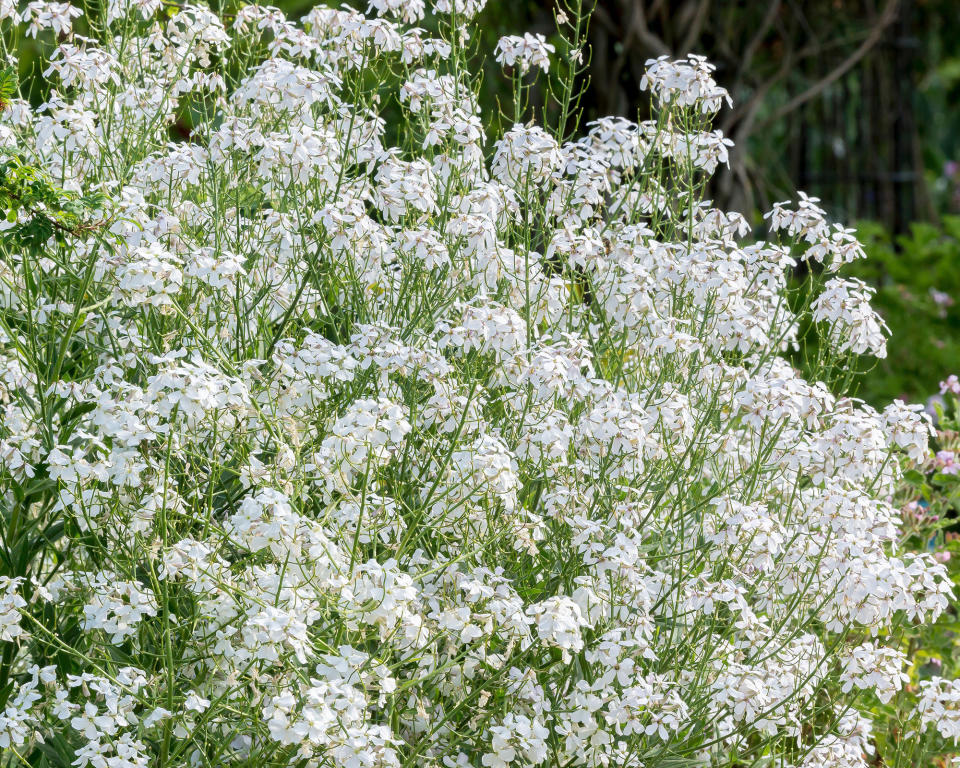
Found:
[903,469,927,485]
[0,66,16,110]
[932,471,960,484]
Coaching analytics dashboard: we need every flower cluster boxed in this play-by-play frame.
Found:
[0,3,952,768]
[495,33,554,74]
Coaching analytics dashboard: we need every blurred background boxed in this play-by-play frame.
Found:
[17,0,960,407]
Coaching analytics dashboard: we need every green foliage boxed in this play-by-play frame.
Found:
[0,65,16,111]
[841,218,960,406]
[0,151,111,251]
[879,392,960,765]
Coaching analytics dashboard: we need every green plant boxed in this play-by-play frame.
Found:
[870,385,960,766]
[798,217,960,407]
[0,2,953,768]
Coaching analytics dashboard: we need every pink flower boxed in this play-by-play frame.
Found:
[903,500,922,522]
[940,374,960,395]
[936,450,960,474]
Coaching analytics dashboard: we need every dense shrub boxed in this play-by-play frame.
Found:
[0,2,954,768]
[838,218,960,407]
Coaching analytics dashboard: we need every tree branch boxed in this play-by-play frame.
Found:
[679,0,712,54]
[761,0,899,126]
[623,0,670,57]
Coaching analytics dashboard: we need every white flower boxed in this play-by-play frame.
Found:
[435,0,487,18]
[492,124,563,186]
[112,243,184,308]
[641,54,732,112]
[482,714,549,768]
[918,678,960,741]
[0,577,26,642]
[840,642,909,704]
[368,0,424,23]
[812,277,889,359]
[184,692,211,712]
[495,33,555,74]
[22,1,83,38]
[81,574,158,644]
[528,596,590,655]
[0,7,947,768]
